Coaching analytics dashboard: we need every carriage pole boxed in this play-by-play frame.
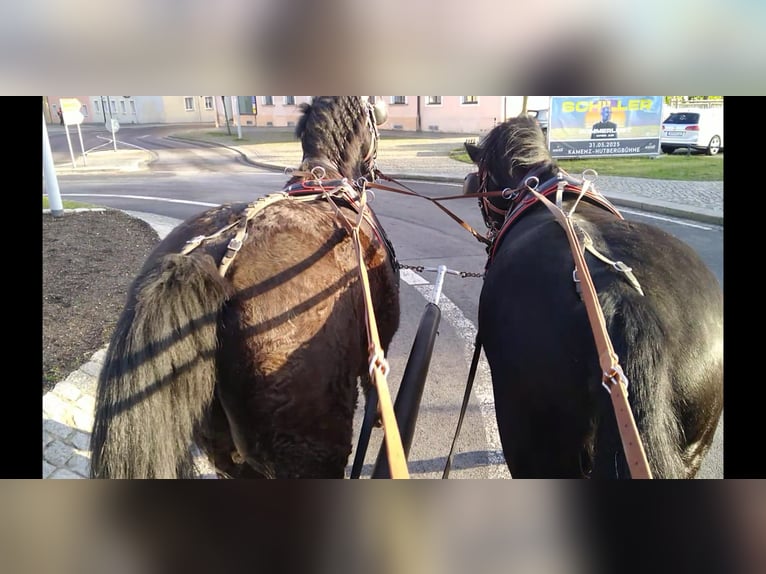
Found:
[370,265,446,478]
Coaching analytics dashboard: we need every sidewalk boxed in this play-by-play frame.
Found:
[43,128,724,479]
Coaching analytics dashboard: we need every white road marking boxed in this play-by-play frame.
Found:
[400,270,509,478]
[60,194,219,207]
[614,208,718,230]
[95,135,151,152]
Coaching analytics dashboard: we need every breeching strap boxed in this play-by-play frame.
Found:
[529,187,653,479]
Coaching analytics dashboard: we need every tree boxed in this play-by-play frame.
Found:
[221,96,231,136]
[520,96,529,115]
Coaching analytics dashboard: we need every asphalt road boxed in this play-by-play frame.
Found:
[47,127,724,478]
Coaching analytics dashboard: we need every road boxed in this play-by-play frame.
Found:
[47,126,724,479]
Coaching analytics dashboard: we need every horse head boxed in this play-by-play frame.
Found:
[463,116,556,231]
[292,96,387,185]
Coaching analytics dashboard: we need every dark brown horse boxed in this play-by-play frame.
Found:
[90,96,401,478]
[463,116,723,478]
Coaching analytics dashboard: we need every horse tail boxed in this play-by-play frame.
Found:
[90,253,231,479]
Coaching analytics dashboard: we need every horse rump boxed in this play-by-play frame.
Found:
[90,252,232,479]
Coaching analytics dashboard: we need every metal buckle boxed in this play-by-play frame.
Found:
[368,351,390,377]
[227,237,244,253]
[602,365,629,395]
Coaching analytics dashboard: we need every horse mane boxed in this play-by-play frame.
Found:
[293,96,371,180]
[479,116,557,185]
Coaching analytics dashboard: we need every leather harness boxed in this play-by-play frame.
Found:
[444,168,653,479]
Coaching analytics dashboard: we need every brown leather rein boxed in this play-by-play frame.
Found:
[528,182,652,478]
[368,172,496,248]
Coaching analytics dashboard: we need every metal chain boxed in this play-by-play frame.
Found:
[397,263,484,279]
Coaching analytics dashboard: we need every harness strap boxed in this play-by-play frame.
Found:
[442,332,483,479]
[330,187,409,479]
[578,229,645,296]
[180,193,290,276]
[219,194,290,277]
[371,173,492,246]
[488,179,623,266]
[529,187,653,479]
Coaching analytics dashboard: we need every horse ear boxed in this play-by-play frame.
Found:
[464,142,482,165]
[372,100,388,126]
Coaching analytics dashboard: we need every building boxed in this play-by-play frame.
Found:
[44,96,553,134]
[44,96,220,125]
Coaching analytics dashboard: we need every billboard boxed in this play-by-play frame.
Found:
[548,96,664,158]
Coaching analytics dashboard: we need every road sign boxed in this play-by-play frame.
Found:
[105,118,120,132]
[60,98,84,126]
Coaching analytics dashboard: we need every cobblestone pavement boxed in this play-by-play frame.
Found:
[43,128,723,479]
[43,347,216,479]
[42,214,216,479]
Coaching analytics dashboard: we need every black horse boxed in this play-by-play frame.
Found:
[463,116,723,478]
[90,96,401,478]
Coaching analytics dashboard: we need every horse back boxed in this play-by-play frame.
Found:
[480,202,722,478]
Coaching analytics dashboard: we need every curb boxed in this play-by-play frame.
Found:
[53,148,160,176]
[55,134,723,226]
[596,196,723,226]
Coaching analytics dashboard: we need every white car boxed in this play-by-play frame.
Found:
[661,108,724,155]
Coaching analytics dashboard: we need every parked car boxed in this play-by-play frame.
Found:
[527,109,548,137]
[661,108,724,155]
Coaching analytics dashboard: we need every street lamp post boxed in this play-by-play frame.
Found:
[43,113,64,217]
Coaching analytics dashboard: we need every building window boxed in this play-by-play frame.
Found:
[94,100,101,113]
[110,100,117,113]
[184,97,194,111]
[235,96,251,115]
[204,96,214,110]
[120,101,126,114]
[81,104,88,117]
[262,96,274,106]
[283,96,295,105]
[426,96,442,105]
[130,100,136,114]
[390,96,407,105]
[461,96,479,105]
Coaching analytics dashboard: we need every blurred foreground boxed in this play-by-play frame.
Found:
[2,480,762,574]
[4,0,765,92]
